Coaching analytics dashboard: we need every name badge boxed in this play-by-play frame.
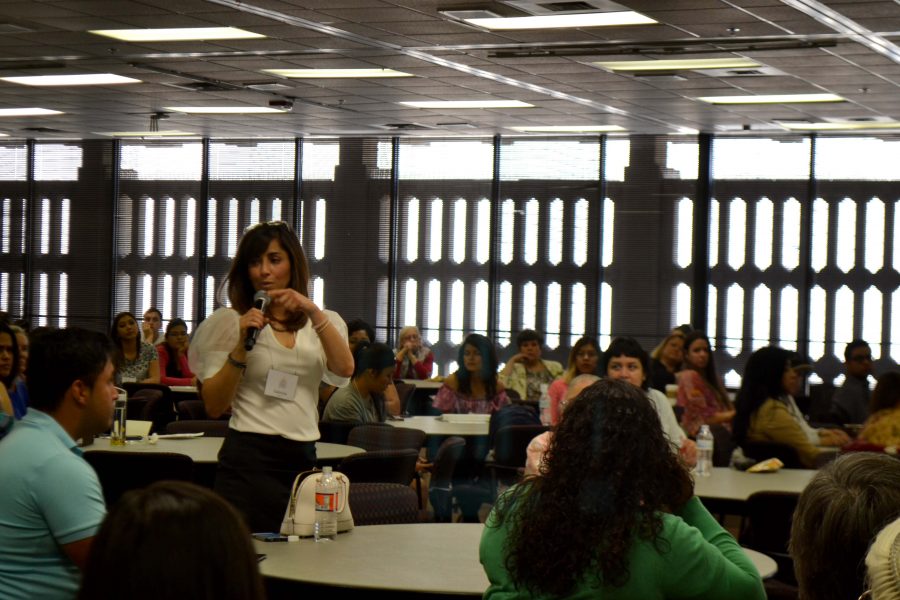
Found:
[121,376,137,383]
[265,368,299,401]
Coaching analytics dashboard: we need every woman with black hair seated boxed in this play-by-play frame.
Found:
[733,346,848,468]
[480,379,764,600]
[156,318,196,386]
[434,333,509,415]
[322,342,395,424]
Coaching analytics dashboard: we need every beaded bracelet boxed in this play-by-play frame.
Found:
[227,353,247,370]
[313,319,331,334]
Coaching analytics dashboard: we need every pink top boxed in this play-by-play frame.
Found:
[433,384,509,415]
[156,344,195,386]
[676,369,727,437]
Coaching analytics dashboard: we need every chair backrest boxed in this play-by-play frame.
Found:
[176,400,208,420]
[338,449,419,485]
[318,421,362,445]
[83,451,194,506]
[739,491,800,585]
[393,381,416,415]
[488,403,540,449]
[348,482,420,525]
[165,420,229,437]
[347,424,426,452]
[428,436,466,523]
[123,383,176,433]
[709,423,736,467]
[492,424,548,468]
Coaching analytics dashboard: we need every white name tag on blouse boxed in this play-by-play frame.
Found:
[265,369,299,401]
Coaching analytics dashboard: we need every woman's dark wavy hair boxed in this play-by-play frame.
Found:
[110,311,138,367]
[563,336,600,382]
[163,318,189,379]
[456,333,499,398]
[225,221,310,331]
[0,319,20,389]
[599,336,650,390]
[78,481,264,600]
[492,379,693,597]
[682,330,730,408]
[733,346,793,445]
[870,371,900,415]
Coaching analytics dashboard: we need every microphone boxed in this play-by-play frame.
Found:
[244,290,271,351]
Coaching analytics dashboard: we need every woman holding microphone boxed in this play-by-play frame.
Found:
[190,221,353,532]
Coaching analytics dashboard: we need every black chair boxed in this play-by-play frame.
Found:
[486,424,549,499]
[338,449,419,486]
[318,421,362,445]
[740,441,803,469]
[165,420,229,437]
[739,491,801,587]
[347,423,426,452]
[394,381,416,415]
[424,436,466,522]
[710,423,736,467]
[84,451,194,506]
[176,399,208,420]
[123,383,176,433]
[348,482,420,525]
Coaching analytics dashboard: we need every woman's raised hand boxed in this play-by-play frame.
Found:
[267,288,318,316]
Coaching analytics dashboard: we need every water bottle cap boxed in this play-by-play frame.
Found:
[322,466,332,475]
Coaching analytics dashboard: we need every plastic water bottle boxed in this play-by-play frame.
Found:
[110,387,127,446]
[314,467,339,542]
[696,424,714,477]
[539,384,551,426]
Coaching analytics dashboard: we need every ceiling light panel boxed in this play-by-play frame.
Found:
[696,93,845,104]
[89,27,265,42]
[263,68,413,78]
[509,125,625,132]
[777,121,900,131]
[593,58,761,72]
[96,130,197,137]
[164,106,287,114]
[400,100,534,108]
[0,108,63,116]
[1,74,141,86]
[462,11,656,30]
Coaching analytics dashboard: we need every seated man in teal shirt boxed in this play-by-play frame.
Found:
[0,328,118,599]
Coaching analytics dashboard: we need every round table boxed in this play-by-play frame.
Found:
[387,415,489,437]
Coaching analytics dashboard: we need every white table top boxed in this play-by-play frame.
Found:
[399,379,443,389]
[387,415,489,437]
[256,523,488,595]
[694,467,815,501]
[85,437,363,464]
[254,523,777,593]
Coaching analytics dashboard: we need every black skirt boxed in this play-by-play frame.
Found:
[215,428,317,533]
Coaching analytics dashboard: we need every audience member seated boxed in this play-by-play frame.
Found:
[865,514,900,600]
[322,341,394,424]
[346,318,375,353]
[525,373,599,476]
[733,346,849,468]
[790,453,900,600]
[498,329,563,403]
[860,371,900,447]
[140,307,163,346]
[677,331,734,436]
[650,329,686,393]
[78,481,264,600]
[155,319,195,387]
[829,339,874,425]
[393,325,434,380]
[434,333,509,414]
[9,323,29,419]
[480,379,765,600]
[602,337,697,467]
[545,336,599,425]
[111,312,160,385]
[0,328,116,599]
[0,320,21,418]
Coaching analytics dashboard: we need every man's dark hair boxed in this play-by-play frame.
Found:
[346,319,375,343]
[844,339,870,362]
[515,329,543,348]
[27,328,114,412]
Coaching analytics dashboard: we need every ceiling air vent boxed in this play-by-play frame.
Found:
[631,72,686,81]
[539,1,594,11]
[701,66,787,77]
[21,127,66,133]
[503,0,632,15]
[377,123,434,131]
[161,81,238,92]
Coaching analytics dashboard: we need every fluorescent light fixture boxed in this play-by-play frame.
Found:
[696,93,845,104]
[400,100,533,109]
[0,132,8,137]
[1,73,141,86]
[0,108,63,116]
[164,106,287,114]
[96,130,197,137]
[509,125,625,133]
[263,68,413,78]
[778,121,900,131]
[89,27,265,42]
[593,58,761,71]
[463,11,656,30]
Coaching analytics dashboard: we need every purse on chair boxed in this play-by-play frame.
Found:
[280,468,354,536]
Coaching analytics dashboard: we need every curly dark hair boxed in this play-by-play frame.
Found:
[491,379,693,597]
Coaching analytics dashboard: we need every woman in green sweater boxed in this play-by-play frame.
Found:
[480,378,765,600]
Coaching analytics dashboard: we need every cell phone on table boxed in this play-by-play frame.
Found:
[252,533,289,542]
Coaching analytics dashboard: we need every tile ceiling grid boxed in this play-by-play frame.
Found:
[0,0,895,136]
